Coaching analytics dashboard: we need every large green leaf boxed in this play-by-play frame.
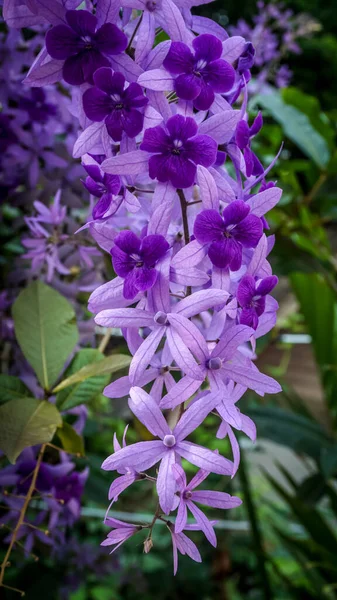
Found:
[12,281,78,390]
[56,422,84,456]
[264,470,337,556]
[0,374,31,405]
[290,272,337,408]
[56,349,109,411]
[282,88,335,149]
[251,92,330,168]
[0,398,62,463]
[246,405,332,460]
[53,353,131,393]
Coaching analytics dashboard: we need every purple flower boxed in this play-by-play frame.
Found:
[95,289,227,383]
[173,464,241,546]
[83,68,148,142]
[194,201,263,270]
[46,10,128,85]
[168,522,201,575]
[237,274,278,329]
[163,35,235,110]
[0,114,17,152]
[102,388,234,514]
[140,114,217,189]
[82,160,121,219]
[19,89,57,124]
[101,517,141,552]
[110,230,170,300]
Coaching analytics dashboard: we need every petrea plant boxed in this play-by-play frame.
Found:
[2,0,283,575]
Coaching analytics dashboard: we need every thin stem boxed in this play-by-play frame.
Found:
[98,328,112,353]
[177,189,190,245]
[145,503,161,544]
[126,13,143,55]
[304,172,327,205]
[1,583,25,597]
[0,444,46,590]
[177,188,192,297]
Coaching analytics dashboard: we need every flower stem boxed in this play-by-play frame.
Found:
[177,189,190,245]
[0,444,46,592]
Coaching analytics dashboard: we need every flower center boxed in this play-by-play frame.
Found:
[172,139,183,156]
[193,59,207,77]
[207,357,222,370]
[130,253,143,267]
[183,490,193,499]
[146,0,158,11]
[154,311,168,325]
[163,434,176,447]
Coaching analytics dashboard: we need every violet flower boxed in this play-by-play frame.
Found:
[173,464,241,545]
[82,159,121,219]
[102,387,234,514]
[101,517,141,552]
[83,68,149,142]
[110,230,170,299]
[163,34,235,110]
[168,522,201,575]
[140,114,217,189]
[19,88,57,124]
[194,201,263,270]
[237,274,278,329]
[46,10,128,85]
[95,289,228,383]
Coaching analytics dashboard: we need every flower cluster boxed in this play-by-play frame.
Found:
[0,443,89,552]
[229,1,320,89]
[3,0,283,572]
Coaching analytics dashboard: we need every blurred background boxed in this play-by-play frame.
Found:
[1,1,337,599]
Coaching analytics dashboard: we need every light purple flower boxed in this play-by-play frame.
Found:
[102,387,234,514]
[163,35,235,110]
[83,68,148,142]
[173,463,241,545]
[46,10,127,85]
[95,289,228,383]
[110,230,170,299]
[168,522,201,575]
[194,201,263,270]
[101,517,141,552]
[140,114,217,189]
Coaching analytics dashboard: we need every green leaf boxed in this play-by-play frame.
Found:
[282,88,335,149]
[0,374,31,405]
[264,470,337,556]
[251,92,330,168]
[12,281,78,390]
[0,398,62,463]
[56,422,84,456]
[53,353,131,393]
[56,349,109,411]
[290,272,337,409]
[246,406,332,460]
[321,446,337,478]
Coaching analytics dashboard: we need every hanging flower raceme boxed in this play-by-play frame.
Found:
[5,0,283,574]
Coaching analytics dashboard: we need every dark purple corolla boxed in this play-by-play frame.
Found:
[194,200,263,271]
[237,274,278,329]
[46,10,128,85]
[140,114,217,189]
[82,161,121,219]
[111,231,169,299]
[235,113,264,177]
[163,34,235,110]
[19,89,57,124]
[83,68,148,141]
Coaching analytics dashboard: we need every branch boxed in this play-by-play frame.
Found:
[0,443,46,595]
